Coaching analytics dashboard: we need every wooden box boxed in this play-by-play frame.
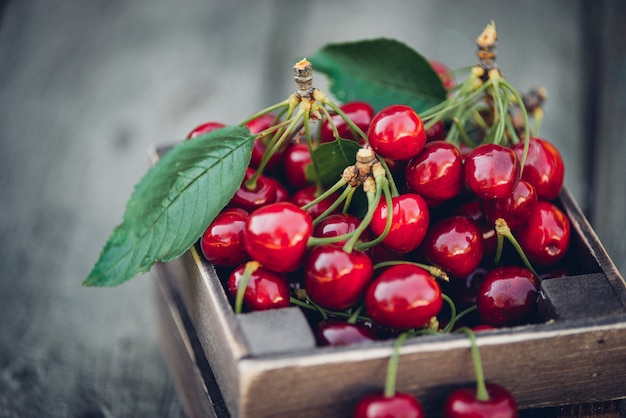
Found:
[151,149,626,418]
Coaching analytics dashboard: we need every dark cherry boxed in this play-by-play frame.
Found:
[247,114,284,171]
[304,245,373,311]
[444,266,488,311]
[228,263,290,311]
[290,185,340,219]
[369,193,430,253]
[185,121,226,140]
[443,383,519,418]
[265,176,289,202]
[365,264,443,330]
[429,59,455,90]
[367,104,427,161]
[482,179,538,230]
[229,168,277,212]
[313,213,372,247]
[283,142,313,189]
[354,393,425,418]
[476,266,539,327]
[406,141,463,204]
[455,200,498,259]
[514,201,570,266]
[426,120,447,142]
[244,202,313,273]
[200,207,249,267]
[513,137,564,200]
[316,319,377,347]
[320,101,374,143]
[423,216,484,279]
[464,143,521,200]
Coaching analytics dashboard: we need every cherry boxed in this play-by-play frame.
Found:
[464,144,520,200]
[367,104,427,161]
[290,185,340,219]
[369,193,430,253]
[265,176,289,202]
[423,216,484,279]
[247,114,284,171]
[229,168,277,212]
[365,264,443,330]
[313,213,372,247]
[200,207,249,267]
[283,142,313,189]
[316,319,377,347]
[513,137,564,200]
[244,202,313,273]
[429,59,455,90]
[405,141,464,204]
[304,245,373,311]
[482,179,538,230]
[514,201,570,266]
[455,200,497,259]
[443,383,519,418]
[320,101,374,143]
[476,266,539,327]
[185,121,226,140]
[354,393,424,418]
[228,262,290,311]
[426,120,447,142]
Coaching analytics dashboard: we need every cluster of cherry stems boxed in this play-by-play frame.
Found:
[186,59,569,417]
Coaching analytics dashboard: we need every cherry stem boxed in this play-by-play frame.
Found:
[303,111,325,192]
[384,332,410,398]
[456,327,489,402]
[494,218,540,278]
[441,294,458,333]
[455,305,478,324]
[347,304,364,325]
[342,179,382,254]
[354,175,393,251]
[377,157,400,197]
[322,97,369,145]
[237,99,291,127]
[498,79,531,170]
[234,261,260,314]
[373,260,449,282]
[289,296,372,323]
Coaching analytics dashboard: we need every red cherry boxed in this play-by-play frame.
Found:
[482,179,538,230]
[426,120,447,142]
[354,393,424,418]
[229,168,277,212]
[290,185,340,219]
[283,142,313,189]
[477,266,539,327]
[367,104,427,160]
[443,383,519,418]
[514,201,570,266]
[247,114,284,171]
[429,59,455,90]
[464,144,521,200]
[369,193,430,253]
[365,264,443,330]
[513,137,564,200]
[185,121,226,139]
[423,216,484,279]
[455,200,498,260]
[265,176,289,202]
[406,141,464,204]
[200,208,249,267]
[304,245,373,311]
[320,101,374,143]
[228,263,290,311]
[244,202,313,273]
[316,320,377,347]
[313,213,372,247]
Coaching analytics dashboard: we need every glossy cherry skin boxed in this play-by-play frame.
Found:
[316,320,377,347]
[290,185,340,219]
[320,101,374,143]
[283,142,313,189]
[406,141,463,204]
[482,179,538,230]
[228,263,290,311]
[367,104,427,161]
[365,264,443,330]
[244,202,313,273]
[513,137,564,200]
[369,193,430,253]
[477,266,539,327]
[464,144,521,200]
[354,393,425,418]
[455,200,497,259]
[423,216,484,279]
[514,201,570,266]
[185,121,226,139]
[229,168,277,212]
[313,213,371,247]
[247,114,284,171]
[442,383,519,418]
[304,245,373,311]
[200,208,250,267]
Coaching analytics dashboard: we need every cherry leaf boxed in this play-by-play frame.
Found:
[310,38,447,113]
[306,138,361,186]
[83,126,254,287]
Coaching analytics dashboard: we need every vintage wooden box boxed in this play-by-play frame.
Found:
[150,146,626,418]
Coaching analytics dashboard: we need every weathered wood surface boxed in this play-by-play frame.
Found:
[0,0,624,417]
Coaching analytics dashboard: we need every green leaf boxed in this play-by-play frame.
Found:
[309,38,447,113]
[83,126,254,287]
[306,139,362,186]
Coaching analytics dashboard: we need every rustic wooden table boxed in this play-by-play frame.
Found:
[0,1,624,417]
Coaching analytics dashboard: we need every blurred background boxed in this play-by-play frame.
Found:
[0,1,624,416]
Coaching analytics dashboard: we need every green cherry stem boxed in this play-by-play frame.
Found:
[234,261,260,314]
[455,305,478,324]
[376,157,400,197]
[322,96,369,145]
[441,293,458,333]
[498,78,531,169]
[342,175,382,254]
[373,260,449,283]
[354,171,393,251]
[384,332,410,398]
[238,99,291,127]
[494,218,540,278]
[456,327,489,402]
